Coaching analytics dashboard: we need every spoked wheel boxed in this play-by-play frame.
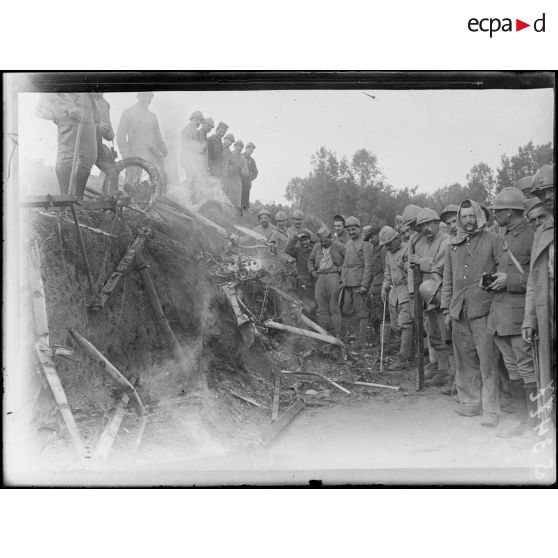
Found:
[104,157,162,210]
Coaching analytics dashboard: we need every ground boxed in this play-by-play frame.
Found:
[13,201,554,486]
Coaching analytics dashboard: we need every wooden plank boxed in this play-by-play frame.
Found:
[281,370,351,395]
[259,399,305,446]
[345,380,401,392]
[299,313,332,338]
[21,194,78,208]
[68,328,144,416]
[28,239,50,344]
[35,343,87,458]
[96,229,149,308]
[265,320,344,347]
[78,199,118,211]
[91,376,138,463]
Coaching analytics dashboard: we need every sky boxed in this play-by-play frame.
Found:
[17,88,554,203]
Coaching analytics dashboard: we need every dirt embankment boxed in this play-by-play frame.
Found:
[28,207,274,466]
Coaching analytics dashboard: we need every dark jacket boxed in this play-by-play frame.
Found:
[370,244,386,292]
[207,134,224,176]
[441,229,504,320]
[308,241,345,274]
[522,216,554,391]
[340,235,375,289]
[286,235,313,281]
[487,218,534,336]
[245,154,258,182]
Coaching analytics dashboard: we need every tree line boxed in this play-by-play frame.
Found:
[248,140,553,229]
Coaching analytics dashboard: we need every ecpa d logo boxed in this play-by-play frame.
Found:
[468,13,546,37]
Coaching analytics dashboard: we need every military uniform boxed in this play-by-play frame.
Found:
[441,201,504,420]
[207,134,224,177]
[242,152,258,211]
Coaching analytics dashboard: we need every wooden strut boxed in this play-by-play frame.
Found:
[70,204,96,297]
[37,210,117,238]
[264,320,345,347]
[119,214,191,374]
[272,372,282,422]
[28,239,88,459]
[94,228,149,309]
[258,399,306,446]
[91,376,139,463]
[281,370,351,395]
[68,328,144,416]
[342,380,401,392]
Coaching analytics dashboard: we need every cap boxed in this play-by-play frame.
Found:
[257,209,271,218]
[234,140,244,148]
[216,121,229,131]
[317,226,331,240]
[297,231,310,239]
[190,110,204,120]
[203,117,215,127]
[223,133,235,142]
[291,209,304,220]
[246,142,256,149]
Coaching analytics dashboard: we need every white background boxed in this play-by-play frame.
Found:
[1,0,556,556]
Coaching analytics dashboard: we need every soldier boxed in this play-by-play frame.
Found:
[522,163,555,432]
[333,214,349,244]
[440,199,504,426]
[340,217,375,351]
[286,231,316,313]
[197,117,214,145]
[400,205,422,241]
[440,204,459,237]
[252,208,277,241]
[287,209,315,242]
[180,110,204,183]
[410,208,452,387]
[516,175,534,200]
[207,122,229,177]
[224,140,249,215]
[308,226,345,339]
[524,198,548,232]
[485,188,536,438]
[36,92,101,198]
[221,133,235,177]
[116,92,169,184]
[242,142,258,212]
[364,224,385,336]
[273,210,289,252]
[380,226,414,370]
[91,93,118,194]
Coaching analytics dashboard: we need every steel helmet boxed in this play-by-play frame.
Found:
[491,187,525,211]
[378,226,398,246]
[515,175,533,194]
[275,210,288,221]
[419,279,442,306]
[402,205,422,226]
[523,197,543,215]
[439,204,459,222]
[190,110,204,121]
[258,208,271,218]
[345,216,361,228]
[291,209,304,219]
[415,207,440,226]
[531,163,554,193]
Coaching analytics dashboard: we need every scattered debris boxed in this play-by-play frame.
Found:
[281,370,351,395]
[258,398,306,446]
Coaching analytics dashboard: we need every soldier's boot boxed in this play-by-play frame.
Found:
[426,351,450,387]
[351,319,369,351]
[496,380,527,438]
[440,355,456,395]
[386,328,412,371]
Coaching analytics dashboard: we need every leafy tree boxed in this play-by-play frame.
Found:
[496,141,553,190]
[285,177,304,206]
[466,162,496,203]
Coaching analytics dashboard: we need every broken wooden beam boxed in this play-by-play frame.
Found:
[70,204,96,297]
[223,387,263,409]
[68,329,144,416]
[35,342,88,459]
[298,313,337,339]
[37,210,117,238]
[281,370,351,395]
[221,283,250,327]
[258,399,305,446]
[264,320,344,347]
[342,380,401,392]
[21,194,78,208]
[91,376,139,463]
[95,228,149,309]
[272,372,281,422]
[134,251,191,374]
[29,239,50,345]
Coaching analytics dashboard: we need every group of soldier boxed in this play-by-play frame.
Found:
[180,110,258,215]
[37,92,259,212]
[251,164,554,437]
